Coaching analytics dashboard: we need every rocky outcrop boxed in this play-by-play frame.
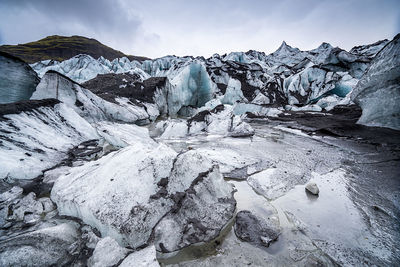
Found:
[0,52,40,104]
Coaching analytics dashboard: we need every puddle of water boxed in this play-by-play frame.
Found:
[273,169,368,247]
[153,122,396,265]
[157,216,235,266]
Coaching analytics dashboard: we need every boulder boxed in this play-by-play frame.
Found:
[234,210,280,247]
[51,146,235,251]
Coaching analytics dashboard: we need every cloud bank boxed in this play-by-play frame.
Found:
[0,0,399,58]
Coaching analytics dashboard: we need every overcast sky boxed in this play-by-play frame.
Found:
[0,0,399,58]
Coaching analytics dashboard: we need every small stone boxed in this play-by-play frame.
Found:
[305,181,319,195]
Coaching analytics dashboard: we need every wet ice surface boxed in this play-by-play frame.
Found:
[154,121,400,266]
[1,118,399,266]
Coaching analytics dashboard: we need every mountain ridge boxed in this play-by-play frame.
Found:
[0,35,150,63]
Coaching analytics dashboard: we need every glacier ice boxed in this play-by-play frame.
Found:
[221,78,245,104]
[0,100,99,180]
[0,52,40,104]
[119,246,159,267]
[167,61,215,115]
[88,236,130,267]
[27,37,384,115]
[0,222,81,266]
[153,151,235,252]
[30,54,149,83]
[51,142,235,250]
[31,71,154,124]
[351,34,400,130]
[158,104,255,138]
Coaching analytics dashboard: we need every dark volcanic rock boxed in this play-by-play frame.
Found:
[83,73,167,104]
[263,104,400,148]
[234,210,280,247]
[0,99,60,120]
[0,52,40,104]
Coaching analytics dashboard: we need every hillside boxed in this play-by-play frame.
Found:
[0,35,150,63]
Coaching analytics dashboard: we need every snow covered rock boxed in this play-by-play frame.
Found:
[221,78,245,104]
[0,222,81,266]
[193,146,270,179]
[95,121,157,148]
[31,71,153,124]
[7,192,43,222]
[119,246,159,267]
[51,145,235,250]
[83,74,169,119]
[83,73,162,102]
[234,210,280,247]
[251,92,270,105]
[88,236,130,267]
[247,166,308,200]
[0,52,40,104]
[0,99,99,180]
[229,121,255,137]
[305,181,320,195]
[351,34,400,130]
[51,143,176,248]
[153,157,235,252]
[0,186,23,204]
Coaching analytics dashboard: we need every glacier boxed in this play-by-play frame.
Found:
[1,34,399,267]
[28,38,385,114]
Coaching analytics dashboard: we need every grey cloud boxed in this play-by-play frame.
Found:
[0,0,142,53]
[0,0,399,58]
[2,0,141,31]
